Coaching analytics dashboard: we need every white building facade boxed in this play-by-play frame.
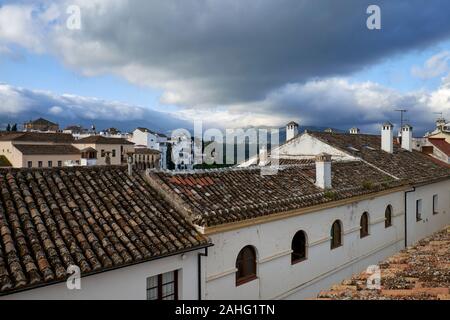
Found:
[2,249,205,300]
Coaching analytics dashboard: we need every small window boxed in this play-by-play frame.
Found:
[385,205,392,228]
[416,199,422,221]
[331,220,342,249]
[101,150,105,157]
[112,149,116,157]
[291,231,307,264]
[236,246,257,286]
[58,161,62,167]
[48,161,52,168]
[38,161,43,168]
[27,161,32,168]
[433,195,438,215]
[360,212,369,238]
[146,270,178,300]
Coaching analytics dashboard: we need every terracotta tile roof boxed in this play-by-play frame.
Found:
[272,158,315,166]
[0,132,74,144]
[133,148,161,155]
[14,144,81,155]
[136,127,167,138]
[429,138,450,157]
[73,136,134,145]
[316,226,450,300]
[309,132,450,184]
[0,167,208,295]
[152,161,404,227]
[26,118,58,126]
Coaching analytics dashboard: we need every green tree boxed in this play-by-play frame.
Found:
[11,124,17,132]
[6,124,11,132]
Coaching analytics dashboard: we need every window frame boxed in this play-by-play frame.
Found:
[48,161,52,168]
[38,161,43,168]
[432,195,438,215]
[235,246,257,286]
[385,205,392,228]
[146,270,178,300]
[360,212,369,238]
[291,230,307,265]
[27,161,32,168]
[330,220,343,250]
[416,199,422,222]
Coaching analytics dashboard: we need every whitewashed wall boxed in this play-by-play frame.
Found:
[238,133,355,167]
[406,179,450,246]
[204,191,405,300]
[1,250,202,300]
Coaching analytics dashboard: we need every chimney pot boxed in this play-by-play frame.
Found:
[381,122,394,153]
[401,124,413,152]
[286,121,299,141]
[315,152,332,189]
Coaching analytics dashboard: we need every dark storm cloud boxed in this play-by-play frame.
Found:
[53,0,450,107]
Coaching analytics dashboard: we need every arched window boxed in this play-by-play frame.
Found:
[291,231,307,264]
[360,212,369,238]
[236,246,257,286]
[330,220,342,249]
[385,205,392,228]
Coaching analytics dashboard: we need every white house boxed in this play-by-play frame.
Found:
[131,128,168,169]
[147,121,450,299]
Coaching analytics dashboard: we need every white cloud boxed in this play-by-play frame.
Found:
[0,4,44,52]
[411,51,450,79]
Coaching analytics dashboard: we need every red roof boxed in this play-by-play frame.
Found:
[429,138,450,157]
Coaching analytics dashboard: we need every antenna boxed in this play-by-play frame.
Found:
[395,109,408,128]
[433,112,443,119]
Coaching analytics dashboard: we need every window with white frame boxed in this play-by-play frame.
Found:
[146,270,178,300]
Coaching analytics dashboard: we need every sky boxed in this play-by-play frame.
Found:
[1,0,450,135]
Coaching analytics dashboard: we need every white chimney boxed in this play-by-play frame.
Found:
[349,127,360,134]
[381,122,394,153]
[286,121,299,141]
[259,146,268,166]
[315,153,332,189]
[401,124,413,152]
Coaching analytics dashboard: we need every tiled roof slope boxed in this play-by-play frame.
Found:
[0,132,73,144]
[272,158,315,166]
[73,136,134,145]
[0,167,208,295]
[429,138,450,157]
[14,144,81,155]
[152,161,404,227]
[309,132,450,184]
[316,226,450,300]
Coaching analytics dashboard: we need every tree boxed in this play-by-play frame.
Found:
[11,124,17,132]
[6,124,11,132]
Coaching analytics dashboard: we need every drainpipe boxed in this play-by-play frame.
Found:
[198,247,208,300]
[404,187,416,248]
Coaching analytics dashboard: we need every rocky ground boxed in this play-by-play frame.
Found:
[316,226,450,300]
